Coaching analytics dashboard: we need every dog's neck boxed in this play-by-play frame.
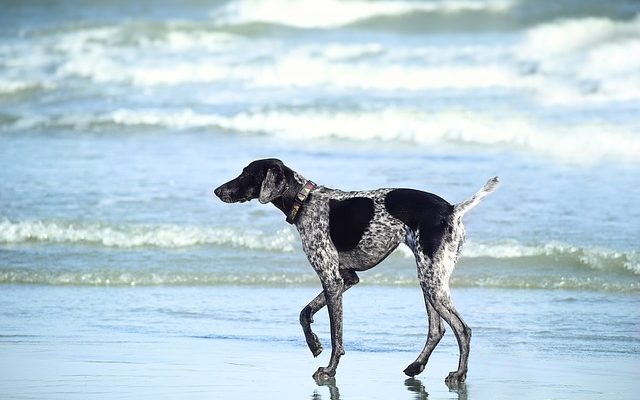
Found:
[270,167,310,222]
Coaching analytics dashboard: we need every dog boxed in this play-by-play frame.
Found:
[214,158,498,383]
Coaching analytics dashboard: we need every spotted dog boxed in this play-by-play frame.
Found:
[214,158,498,383]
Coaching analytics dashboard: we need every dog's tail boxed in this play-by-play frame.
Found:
[453,176,499,217]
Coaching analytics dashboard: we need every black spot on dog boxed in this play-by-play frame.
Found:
[329,197,375,252]
[385,189,454,258]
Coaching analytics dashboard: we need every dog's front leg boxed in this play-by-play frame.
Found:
[312,272,345,381]
[300,291,325,357]
[300,235,345,381]
[300,270,360,358]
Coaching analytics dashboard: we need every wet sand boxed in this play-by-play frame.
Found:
[2,333,638,400]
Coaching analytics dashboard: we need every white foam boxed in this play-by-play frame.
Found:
[3,218,636,277]
[212,0,514,28]
[43,24,245,85]
[0,218,297,251]
[14,18,637,107]
[201,108,640,163]
[0,269,319,286]
[519,16,640,104]
[17,107,639,163]
[522,17,640,56]
[105,109,226,128]
[465,240,640,275]
[45,23,639,106]
[2,9,639,110]
[49,33,517,90]
[251,54,517,90]
[0,79,40,94]
[162,30,240,51]
[397,239,640,276]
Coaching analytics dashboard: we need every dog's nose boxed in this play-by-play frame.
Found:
[214,186,222,198]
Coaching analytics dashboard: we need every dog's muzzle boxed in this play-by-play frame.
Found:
[214,186,250,203]
[214,186,233,203]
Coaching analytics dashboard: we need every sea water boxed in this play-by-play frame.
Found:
[1,1,639,398]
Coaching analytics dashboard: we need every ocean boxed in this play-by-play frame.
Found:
[1,1,639,399]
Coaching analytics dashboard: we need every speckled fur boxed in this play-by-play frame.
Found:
[214,159,498,383]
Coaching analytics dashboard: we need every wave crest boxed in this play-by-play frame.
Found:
[8,108,639,163]
[463,240,640,276]
[1,266,636,292]
[394,240,639,277]
[2,218,638,279]
[519,16,640,104]
[0,269,318,287]
[211,0,514,29]
[0,218,296,251]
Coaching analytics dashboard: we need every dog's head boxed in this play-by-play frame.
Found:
[214,158,287,204]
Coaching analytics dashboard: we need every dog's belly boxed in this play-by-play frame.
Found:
[337,224,406,271]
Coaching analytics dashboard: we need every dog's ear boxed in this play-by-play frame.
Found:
[259,165,286,204]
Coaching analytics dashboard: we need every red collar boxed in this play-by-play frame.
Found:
[286,181,316,224]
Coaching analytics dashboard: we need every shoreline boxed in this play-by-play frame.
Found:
[2,331,639,399]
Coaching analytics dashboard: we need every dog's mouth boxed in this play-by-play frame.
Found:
[216,192,251,204]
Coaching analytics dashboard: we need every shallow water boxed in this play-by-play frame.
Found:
[1,285,639,399]
[1,130,639,291]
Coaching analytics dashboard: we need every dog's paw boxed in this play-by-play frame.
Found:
[306,333,323,357]
[445,370,466,384]
[312,367,335,382]
[403,362,425,377]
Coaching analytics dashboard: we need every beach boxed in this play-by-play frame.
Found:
[2,0,640,398]
[2,285,639,399]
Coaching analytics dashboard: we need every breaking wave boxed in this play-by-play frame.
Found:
[0,218,296,251]
[0,269,320,287]
[1,218,638,291]
[2,14,638,107]
[517,16,640,104]
[1,262,637,291]
[12,108,636,163]
[211,0,514,29]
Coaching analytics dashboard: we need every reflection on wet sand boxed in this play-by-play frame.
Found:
[312,376,468,400]
[313,376,340,400]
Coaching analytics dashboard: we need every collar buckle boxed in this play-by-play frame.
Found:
[286,181,316,224]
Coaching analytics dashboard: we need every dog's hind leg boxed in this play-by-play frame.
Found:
[427,286,471,384]
[299,270,359,358]
[403,281,446,377]
[406,226,470,383]
[424,239,471,384]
